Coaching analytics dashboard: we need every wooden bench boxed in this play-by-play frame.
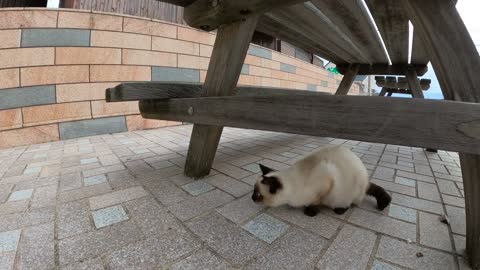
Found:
[376,76,431,97]
[107,1,480,267]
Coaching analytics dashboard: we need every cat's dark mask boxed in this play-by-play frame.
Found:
[259,164,282,194]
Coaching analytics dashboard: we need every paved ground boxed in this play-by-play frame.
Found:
[0,125,471,270]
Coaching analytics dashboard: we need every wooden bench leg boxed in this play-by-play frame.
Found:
[460,153,480,268]
[406,68,424,98]
[334,63,359,95]
[184,16,259,178]
[404,1,480,268]
[379,87,387,96]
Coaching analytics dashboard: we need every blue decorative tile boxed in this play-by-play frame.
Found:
[0,229,21,252]
[182,181,215,196]
[84,174,107,186]
[8,189,33,201]
[23,166,41,175]
[248,46,272,59]
[372,260,403,270]
[80,157,98,165]
[280,63,296,74]
[59,116,127,140]
[388,204,417,223]
[92,205,128,229]
[241,64,249,75]
[307,84,317,91]
[33,153,48,159]
[152,67,200,82]
[0,85,56,110]
[320,80,328,87]
[395,177,416,187]
[242,214,289,243]
[21,29,90,47]
[132,149,150,154]
[242,163,261,173]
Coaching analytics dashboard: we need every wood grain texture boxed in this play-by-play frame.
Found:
[139,95,480,154]
[403,1,480,268]
[410,30,429,65]
[336,64,427,76]
[365,0,409,64]
[105,82,330,102]
[258,4,364,64]
[183,0,305,31]
[71,0,187,23]
[310,0,389,64]
[335,64,359,95]
[406,68,424,98]
[185,15,259,178]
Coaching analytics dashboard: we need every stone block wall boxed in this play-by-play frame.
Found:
[0,8,361,148]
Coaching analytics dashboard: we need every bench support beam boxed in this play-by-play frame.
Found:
[184,16,259,179]
[404,0,480,268]
[335,63,359,95]
[336,63,427,76]
[140,95,480,155]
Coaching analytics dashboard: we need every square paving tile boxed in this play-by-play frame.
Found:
[0,126,470,270]
[92,205,128,229]
[388,204,417,223]
[242,163,261,173]
[242,214,289,243]
[34,153,48,159]
[181,181,215,196]
[395,177,416,187]
[132,148,150,154]
[372,260,403,270]
[84,174,107,186]
[80,157,98,165]
[0,229,21,252]
[8,189,34,201]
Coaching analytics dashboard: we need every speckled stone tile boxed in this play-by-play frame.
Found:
[181,181,215,196]
[186,212,266,267]
[170,248,233,270]
[317,225,376,270]
[376,236,455,270]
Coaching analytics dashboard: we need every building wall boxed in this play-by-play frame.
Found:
[0,8,361,149]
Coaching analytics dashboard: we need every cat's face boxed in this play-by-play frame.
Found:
[252,164,284,207]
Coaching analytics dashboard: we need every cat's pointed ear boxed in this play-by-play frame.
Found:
[259,164,274,175]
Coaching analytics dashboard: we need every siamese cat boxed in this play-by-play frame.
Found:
[252,145,391,216]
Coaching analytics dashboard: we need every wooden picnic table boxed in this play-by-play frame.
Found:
[107,1,480,267]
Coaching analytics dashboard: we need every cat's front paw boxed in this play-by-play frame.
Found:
[304,206,318,217]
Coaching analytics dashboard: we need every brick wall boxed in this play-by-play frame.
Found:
[0,8,362,149]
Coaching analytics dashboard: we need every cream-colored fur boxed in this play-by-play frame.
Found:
[258,145,369,209]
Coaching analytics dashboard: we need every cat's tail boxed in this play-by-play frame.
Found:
[366,183,391,210]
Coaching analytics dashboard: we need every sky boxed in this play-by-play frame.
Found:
[46,0,479,99]
[47,0,59,8]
